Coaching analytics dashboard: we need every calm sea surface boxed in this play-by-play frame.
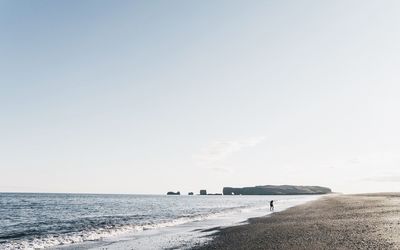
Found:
[0,193,319,249]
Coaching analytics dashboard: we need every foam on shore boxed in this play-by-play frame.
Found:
[87,195,322,250]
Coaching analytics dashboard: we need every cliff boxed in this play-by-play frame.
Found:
[223,185,331,195]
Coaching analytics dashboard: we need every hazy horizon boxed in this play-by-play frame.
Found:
[1,0,400,194]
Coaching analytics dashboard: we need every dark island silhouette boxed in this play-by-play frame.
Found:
[167,191,180,195]
[223,185,331,195]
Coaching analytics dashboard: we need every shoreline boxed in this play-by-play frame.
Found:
[86,195,321,250]
[1,194,321,250]
[191,193,400,250]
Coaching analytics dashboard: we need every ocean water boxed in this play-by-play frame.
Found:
[0,193,321,250]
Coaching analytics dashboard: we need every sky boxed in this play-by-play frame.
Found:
[1,0,400,194]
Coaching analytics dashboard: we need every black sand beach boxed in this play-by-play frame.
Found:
[193,194,400,250]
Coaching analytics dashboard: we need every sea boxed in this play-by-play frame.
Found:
[0,193,322,250]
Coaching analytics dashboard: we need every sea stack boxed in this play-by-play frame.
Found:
[166,191,180,195]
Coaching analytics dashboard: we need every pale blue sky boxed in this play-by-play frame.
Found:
[1,1,400,194]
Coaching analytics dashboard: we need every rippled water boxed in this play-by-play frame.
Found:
[0,193,318,249]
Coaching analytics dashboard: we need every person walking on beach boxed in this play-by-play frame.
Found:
[270,200,274,211]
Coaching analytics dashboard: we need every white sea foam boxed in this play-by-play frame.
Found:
[0,205,255,250]
[0,194,322,250]
[93,195,323,250]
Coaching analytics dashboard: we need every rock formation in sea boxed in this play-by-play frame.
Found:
[222,185,331,195]
[167,191,180,195]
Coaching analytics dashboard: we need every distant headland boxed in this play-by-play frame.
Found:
[223,185,331,195]
[167,185,331,196]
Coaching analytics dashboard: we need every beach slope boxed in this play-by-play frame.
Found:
[193,193,400,250]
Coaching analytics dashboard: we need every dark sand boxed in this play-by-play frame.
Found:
[193,193,400,250]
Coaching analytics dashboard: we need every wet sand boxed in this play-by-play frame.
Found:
[192,193,400,250]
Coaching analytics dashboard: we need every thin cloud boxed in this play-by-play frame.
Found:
[193,136,265,164]
[363,175,400,182]
[208,166,232,173]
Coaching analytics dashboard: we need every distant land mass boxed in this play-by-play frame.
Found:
[167,191,180,195]
[223,185,332,195]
